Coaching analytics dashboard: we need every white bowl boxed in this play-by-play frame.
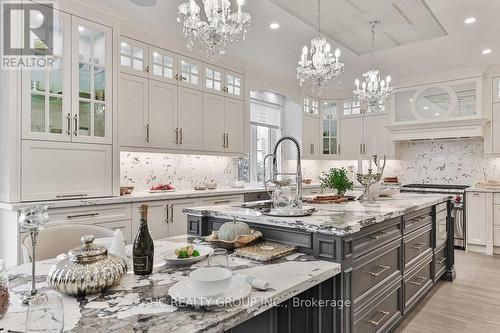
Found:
[159,245,212,266]
[189,267,233,296]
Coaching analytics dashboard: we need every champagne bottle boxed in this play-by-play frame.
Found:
[133,204,154,275]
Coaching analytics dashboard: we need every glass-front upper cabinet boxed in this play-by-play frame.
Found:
[149,46,177,84]
[341,98,361,117]
[72,17,112,144]
[303,96,319,117]
[203,64,224,96]
[225,71,243,100]
[393,78,481,123]
[177,56,202,90]
[321,100,339,155]
[22,11,71,142]
[120,37,149,77]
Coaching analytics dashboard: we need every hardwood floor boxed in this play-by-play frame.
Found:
[396,250,500,333]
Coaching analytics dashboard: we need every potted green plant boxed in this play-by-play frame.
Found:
[319,167,354,197]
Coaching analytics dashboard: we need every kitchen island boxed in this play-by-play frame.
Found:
[185,193,456,333]
[1,236,341,333]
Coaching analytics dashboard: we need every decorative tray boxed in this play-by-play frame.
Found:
[205,230,263,249]
[234,241,297,262]
[305,195,356,204]
[257,206,316,217]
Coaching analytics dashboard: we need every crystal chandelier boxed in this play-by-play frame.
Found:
[296,0,344,96]
[177,0,251,61]
[353,21,392,112]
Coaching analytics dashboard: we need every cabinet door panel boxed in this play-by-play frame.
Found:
[467,192,487,245]
[22,11,71,142]
[132,201,168,241]
[224,70,244,100]
[225,98,245,153]
[149,46,177,84]
[492,103,500,154]
[21,141,112,201]
[178,56,202,90]
[169,199,199,237]
[302,115,320,159]
[494,78,500,103]
[72,17,113,144]
[203,64,225,96]
[364,114,389,156]
[149,81,178,148]
[119,73,148,147]
[120,37,149,77]
[178,87,203,150]
[203,93,226,152]
[339,116,364,158]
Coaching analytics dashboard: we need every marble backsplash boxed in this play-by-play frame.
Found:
[120,152,237,191]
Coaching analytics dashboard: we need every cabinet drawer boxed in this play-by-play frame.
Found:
[404,255,433,312]
[404,208,432,234]
[353,281,402,333]
[433,244,447,281]
[404,225,432,269]
[494,193,500,205]
[302,188,322,196]
[353,218,402,258]
[200,195,244,206]
[494,225,500,247]
[100,220,132,244]
[435,202,448,213]
[243,192,270,202]
[494,205,500,226]
[353,240,402,303]
[48,204,132,225]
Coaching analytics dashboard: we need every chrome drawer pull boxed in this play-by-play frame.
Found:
[214,200,231,205]
[437,257,446,265]
[410,242,426,251]
[67,213,99,219]
[370,231,390,240]
[409,276,427,286]
[369,265,390,277]
[366,310,390,327]
[56,194,88,198]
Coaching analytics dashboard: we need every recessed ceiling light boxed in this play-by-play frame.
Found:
[269,23,280,30]
[423,106,429,110]
[464,17,477,24]
[78,26,85,32]
[482,48,492,55]
[434,113,440,116]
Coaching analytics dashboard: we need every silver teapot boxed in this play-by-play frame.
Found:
[47,235,127,296]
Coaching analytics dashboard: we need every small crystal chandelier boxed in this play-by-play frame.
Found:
[296,0,344,96]
[177,0,251,61]
[353,21,393,112]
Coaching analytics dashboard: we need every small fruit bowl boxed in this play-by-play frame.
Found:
[160,244,212,266]
[149,184,176,193]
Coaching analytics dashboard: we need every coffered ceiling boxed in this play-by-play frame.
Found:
[83,0,500,92]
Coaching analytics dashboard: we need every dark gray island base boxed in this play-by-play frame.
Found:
[185,194,455,333]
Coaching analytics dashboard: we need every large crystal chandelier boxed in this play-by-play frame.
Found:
[353,21,392,112]
[296,0,344,96]
[177,0,251,61]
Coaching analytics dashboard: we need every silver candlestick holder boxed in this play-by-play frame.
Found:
[356,155,386,201]
[18,205,49,305]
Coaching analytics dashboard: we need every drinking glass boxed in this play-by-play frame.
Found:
[208,248,229,268]
[26,291,64,333]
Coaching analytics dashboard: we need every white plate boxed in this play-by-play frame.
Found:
[168,276,251,307]
[149,189,176,193]
[379,188,399,197]
[159,244,212,265]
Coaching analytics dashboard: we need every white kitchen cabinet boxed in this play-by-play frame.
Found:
[224,70,244,100]
[466,192,489,246]
[364,114,390,156]
[21,141,112,201]
[149,46,178,84]
[22,11,71,143]
[48,204,131,226]
[168,198,200,237]
[491,103,500,154]
[148,80,178,148]
[203,64,225,96]
[178,56,202,90]
[493,77,500,103]
[303,96,319,117]
[71,17,113,145]
[339,115,364,158]
[321,100,340,156]
[224,98,245,153]
[199,195,244,206]
[203,93,226,151]
[120,37,149,77]
[302,115,320,159]
[177,87,203,150]
[119,73,149,147]
[132,201,168,241]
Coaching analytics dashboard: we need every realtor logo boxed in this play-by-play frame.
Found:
[1,1,55,69]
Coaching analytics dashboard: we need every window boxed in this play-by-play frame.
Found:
[206,68,222,92]
[322,101,338,155]
[249,98,282,184]
[180,60,199,86]
[152,51,174,80]
[226,74,241,96]
[342,99,361,116]
[303,96,319,115]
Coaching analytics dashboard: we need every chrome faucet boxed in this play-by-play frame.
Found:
[263,136,302,206]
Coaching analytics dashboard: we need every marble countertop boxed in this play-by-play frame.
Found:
[465,187,500,193]
[0,235,340,333]
[0,184,322,211]
[184,193,450,236]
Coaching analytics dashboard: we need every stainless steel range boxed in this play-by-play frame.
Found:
[400,184,469,250]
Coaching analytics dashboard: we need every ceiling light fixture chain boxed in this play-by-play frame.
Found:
[296,0,344,96]
[353,20,393,112]
[177,0,251,61]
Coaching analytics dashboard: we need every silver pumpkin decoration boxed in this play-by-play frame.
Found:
[47,235,127,296]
